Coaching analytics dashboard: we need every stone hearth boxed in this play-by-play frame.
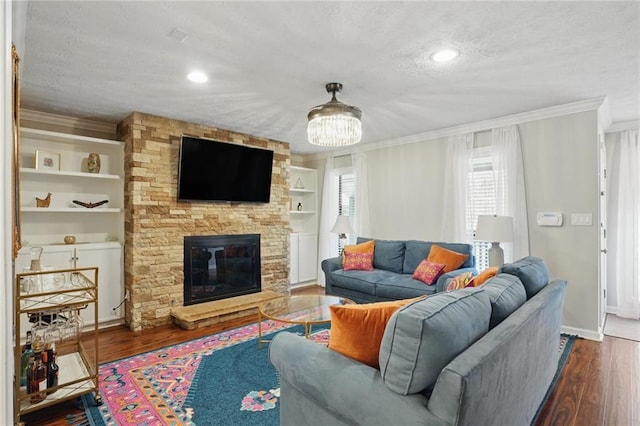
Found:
[171,290,283,330]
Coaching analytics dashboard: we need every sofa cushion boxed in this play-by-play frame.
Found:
[343,251,374,271]
[482,274,527,328]
[328,297,425,369]
[376,275,439,299]
[403,241,475,274]
[342,240,375,266]
[412,260,445,285]
[427,244,469,273]
[379,288,491,395]
[371,240,406,273]
[445,271,474,291]
[470,266,499,287]
[330,269,398,296]
[500,256,549,299]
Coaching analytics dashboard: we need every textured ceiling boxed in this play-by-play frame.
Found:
[19,1,640,154]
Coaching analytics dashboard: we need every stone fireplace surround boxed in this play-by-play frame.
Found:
[118,112,290,331]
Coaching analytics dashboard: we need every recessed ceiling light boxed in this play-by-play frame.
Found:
[187,71,208,83]
[431,49,460,63]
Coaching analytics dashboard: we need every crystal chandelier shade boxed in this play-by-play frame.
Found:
[307,83,362,147]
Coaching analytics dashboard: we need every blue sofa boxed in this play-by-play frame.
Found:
[270,257,568,426]
[322,238,476,302]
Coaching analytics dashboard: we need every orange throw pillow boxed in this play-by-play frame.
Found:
[471,266,499,287]
[426,244,469,273]
[329,297,424,368]
[342,240,375,267]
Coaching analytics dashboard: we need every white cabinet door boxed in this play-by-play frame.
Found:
[297,233,318,283]
[76,245,123,325]
[290,234,300,284]
[16,243,123,328]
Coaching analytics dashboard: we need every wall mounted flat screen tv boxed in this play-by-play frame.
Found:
[178,136,274,203]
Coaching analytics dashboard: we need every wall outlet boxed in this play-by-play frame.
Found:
[571,213,593,226]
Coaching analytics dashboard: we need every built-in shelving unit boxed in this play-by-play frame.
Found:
[290,166,318,287]
[19,127,124,245]
[17,126,125,329]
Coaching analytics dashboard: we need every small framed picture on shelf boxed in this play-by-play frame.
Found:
[35,150,60,171]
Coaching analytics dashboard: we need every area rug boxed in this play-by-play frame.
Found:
[79,326,574,426]
[79,319,328,426]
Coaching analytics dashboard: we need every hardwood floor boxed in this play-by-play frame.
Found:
[20,285,640,426]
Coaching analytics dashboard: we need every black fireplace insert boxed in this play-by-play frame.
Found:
[183,234,261,306]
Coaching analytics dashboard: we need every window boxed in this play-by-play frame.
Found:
[338,172,355,252]
[467,141,495,271]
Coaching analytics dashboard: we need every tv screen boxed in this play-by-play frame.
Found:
[178,136,274,203]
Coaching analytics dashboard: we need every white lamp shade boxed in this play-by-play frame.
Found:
[475,215,514,242]
[331,215,355,235]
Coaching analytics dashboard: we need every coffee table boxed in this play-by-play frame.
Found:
[257,294,354,348]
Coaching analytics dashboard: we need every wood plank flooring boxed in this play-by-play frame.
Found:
[20,285,640,426]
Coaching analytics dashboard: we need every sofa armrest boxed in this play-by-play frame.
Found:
[269,332,444,426]
[435,267,478,293]
[321,256,343,294]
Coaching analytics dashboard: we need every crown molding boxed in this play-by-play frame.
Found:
[302,97,608,162]
[20,109,117,135]
[606,119,640,134]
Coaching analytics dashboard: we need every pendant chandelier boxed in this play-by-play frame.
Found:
[307,82,362,147]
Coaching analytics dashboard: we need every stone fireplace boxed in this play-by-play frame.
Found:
[118,112,290,331]
[183,234,262,306]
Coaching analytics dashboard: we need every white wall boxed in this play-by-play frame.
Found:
[304,109,602,337]
[519,111,600,334]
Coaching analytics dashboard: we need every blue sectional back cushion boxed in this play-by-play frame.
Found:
[481,274,527,329]
[500,256,549,299]
[357,238,406,274]
[379,287,491,395]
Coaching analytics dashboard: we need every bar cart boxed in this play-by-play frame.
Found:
[14,266,101,425]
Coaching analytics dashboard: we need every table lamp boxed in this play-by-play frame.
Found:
[331,215,355,250]
[475,215,514,267]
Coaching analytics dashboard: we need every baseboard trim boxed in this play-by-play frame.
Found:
[561,325,603,342]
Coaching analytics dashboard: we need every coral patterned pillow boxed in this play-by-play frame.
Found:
[342,240,375,266]
[343,251,374,271]
[412,260,446,285]
[446,271,475,292]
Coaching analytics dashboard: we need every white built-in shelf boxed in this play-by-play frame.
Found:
[290,210,315,215]
[290,188,315,194]
[21,207,122,213]
[21,167,122,180]
[20,127,122,147]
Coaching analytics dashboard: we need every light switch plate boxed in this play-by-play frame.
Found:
[571,213,592,226]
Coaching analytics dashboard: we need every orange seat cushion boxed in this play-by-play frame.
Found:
[328,297,424,369]
[426,244,469,273]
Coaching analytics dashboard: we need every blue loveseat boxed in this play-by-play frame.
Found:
[322,238,476,302]
[270,257,568,426]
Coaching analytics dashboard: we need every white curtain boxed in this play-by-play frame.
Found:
[352,153,371,238]
[608,129,640,319]
[441,133,474,242]
[317,157,339,286]
[491,125,530,262]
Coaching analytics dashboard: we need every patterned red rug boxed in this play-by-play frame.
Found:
[79,319,328,425]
